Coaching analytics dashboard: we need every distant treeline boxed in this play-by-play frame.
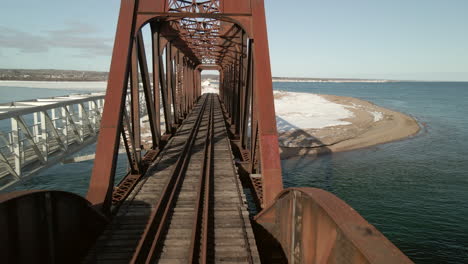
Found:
[0,69,385,82]
[0,69,108,81]
[0,69,219,82]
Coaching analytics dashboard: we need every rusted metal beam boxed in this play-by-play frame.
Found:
[153,23,173,135]
[151,24,162,138]
[87,0,138,212]
[137,31,161,148]
[251,0,283,207]
[255,188,414,264]
[130,42,142,167]
[241,38,252,149]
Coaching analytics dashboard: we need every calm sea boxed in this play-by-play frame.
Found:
[1,82,467,263]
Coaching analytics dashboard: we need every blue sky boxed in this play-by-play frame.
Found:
[0,0,467,81]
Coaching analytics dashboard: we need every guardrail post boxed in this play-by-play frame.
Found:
[89,101,96,130]
[40,111,48,161]
[61,107,68,146]
[78,103,84,138]
[33,112,40,143]
[51,108,57,127]
[10,118,21,177]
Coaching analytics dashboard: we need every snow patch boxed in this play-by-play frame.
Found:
[201,79,219,94]
[370,111,383,122]
[274,91,353,131]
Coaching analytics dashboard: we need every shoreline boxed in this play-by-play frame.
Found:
[0,81,420,159]
[277,93,420,159]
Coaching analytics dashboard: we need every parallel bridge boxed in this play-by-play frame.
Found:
[0,1,413,263]
[0,93,104,190]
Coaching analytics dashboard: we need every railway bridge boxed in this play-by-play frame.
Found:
[0,1,413,263]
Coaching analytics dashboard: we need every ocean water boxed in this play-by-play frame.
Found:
[276,81,468,263]
[1,82,467,263]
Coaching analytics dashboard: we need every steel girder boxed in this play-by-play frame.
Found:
[87,0,283,213]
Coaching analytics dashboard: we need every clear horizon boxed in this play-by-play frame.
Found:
[1,0,467,81]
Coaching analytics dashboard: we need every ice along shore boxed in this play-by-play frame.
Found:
[274,91,420,159]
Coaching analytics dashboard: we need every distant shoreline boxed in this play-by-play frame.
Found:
[0,69,390,83]
[272,78,392,83]
[1,69,466,83]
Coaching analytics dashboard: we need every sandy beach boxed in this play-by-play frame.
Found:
[275,91,420,159]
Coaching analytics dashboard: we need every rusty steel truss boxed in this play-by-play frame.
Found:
[86,0,283,213]
[0,1,414,263]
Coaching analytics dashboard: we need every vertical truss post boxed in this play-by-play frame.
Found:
[226,66,232,117]
[137,31,161,148]
[242,39,253,149]
[151,26,162,137]
[161,44,172,134]
[231,64,236,121]
[226,66,230,116]
[176,52,183,118]
[152,23,172,135]
[166,42,175,129]
[184,61,188,114]
[87,0,137,213]
[252,0,284,206]
[182,58,188,116]
[219,70,223,101]
[190,65,195,108]
[170,45,179,124]
[185,61,188,114]
[234,52,242,137]
[131,41,142,164]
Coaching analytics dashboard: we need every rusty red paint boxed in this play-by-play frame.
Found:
[26,0,415,262]
[255,188,414,263]
[86,0,138,213]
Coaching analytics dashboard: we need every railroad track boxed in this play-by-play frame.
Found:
[86,94,259,263]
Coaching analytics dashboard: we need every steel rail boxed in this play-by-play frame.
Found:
[201,95,214,262]
[131,94,210,264]
[188,94,214,263]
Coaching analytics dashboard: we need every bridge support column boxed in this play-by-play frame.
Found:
[252,0,283,207]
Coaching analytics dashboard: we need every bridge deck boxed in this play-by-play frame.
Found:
[86,94,260,263]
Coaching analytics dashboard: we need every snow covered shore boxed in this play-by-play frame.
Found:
[274,91,419,158]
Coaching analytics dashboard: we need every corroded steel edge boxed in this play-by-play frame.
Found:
[255,187,414,263]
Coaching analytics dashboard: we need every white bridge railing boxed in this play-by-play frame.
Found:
[0,93,105,190]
